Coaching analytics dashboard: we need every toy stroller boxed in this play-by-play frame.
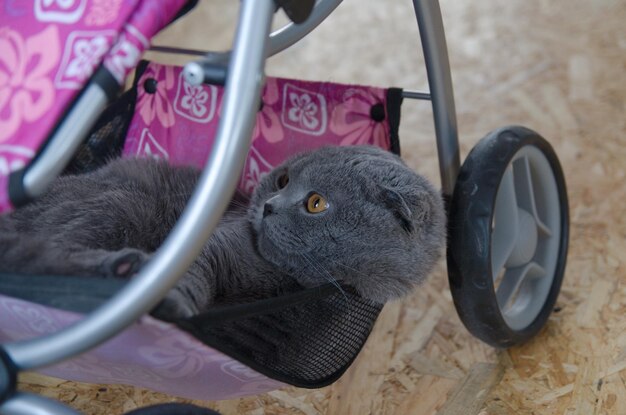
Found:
[0,0,569,414]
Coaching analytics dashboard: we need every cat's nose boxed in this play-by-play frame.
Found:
[263,202,274,218]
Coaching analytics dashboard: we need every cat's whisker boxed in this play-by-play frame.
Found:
[327,259,370,280]
[292,235,345,297]
[218,216,248,223]
[300,252,348,303]
[228,200,251,210]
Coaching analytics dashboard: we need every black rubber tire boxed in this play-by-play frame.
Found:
[447,126,569,348]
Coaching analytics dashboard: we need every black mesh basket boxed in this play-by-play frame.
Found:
[179,285,383,387]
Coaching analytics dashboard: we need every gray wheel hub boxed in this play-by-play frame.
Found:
[490,146,561,330]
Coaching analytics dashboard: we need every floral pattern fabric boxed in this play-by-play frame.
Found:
[123,62,393,194]
[0,0,187,213]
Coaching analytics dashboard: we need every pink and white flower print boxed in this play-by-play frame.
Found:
[331,88,388,147]
[65,35,108,77]
[103,28,144,83]
[240,146,273,194]
[85,0,124,26]
[0,26,60,143]
[137,64,176,128]
[282,82,328,136]
[179,84,211,118]
[34,0,88,24]
[173,71,218,123]
[254,77,284,143]
[136,128,169,160]
[55,30,115,89]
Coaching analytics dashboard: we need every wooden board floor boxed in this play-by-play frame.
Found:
[17,0,626,414]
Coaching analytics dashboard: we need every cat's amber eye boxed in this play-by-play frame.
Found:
[277,172,289,189]
[306,193,328,213]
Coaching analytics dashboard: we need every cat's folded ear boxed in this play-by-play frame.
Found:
[378,185,434,234]
[378,185,415,233]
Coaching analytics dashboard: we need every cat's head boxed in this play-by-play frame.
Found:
[249,145,446,303]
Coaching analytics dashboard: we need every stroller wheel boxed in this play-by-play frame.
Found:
[447,126,569,347]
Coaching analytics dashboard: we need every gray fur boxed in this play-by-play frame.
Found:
[0,146,446,320]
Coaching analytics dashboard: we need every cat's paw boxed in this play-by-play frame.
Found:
[151,289,198,321]
[101,248,150,278]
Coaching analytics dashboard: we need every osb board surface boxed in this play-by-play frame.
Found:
[16,0,626,414]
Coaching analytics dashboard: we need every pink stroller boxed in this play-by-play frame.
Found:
[0,1,569,413]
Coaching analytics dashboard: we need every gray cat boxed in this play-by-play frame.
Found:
[0,146,446,320]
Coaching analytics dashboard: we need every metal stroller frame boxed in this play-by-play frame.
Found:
[0,0,568,413]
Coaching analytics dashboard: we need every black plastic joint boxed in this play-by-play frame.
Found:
[92,65,121,102]
[200,62,227,86]
[0,346,17,404]
[275,0,315,24]
[8,167,31,209]
[187,60,227,87]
